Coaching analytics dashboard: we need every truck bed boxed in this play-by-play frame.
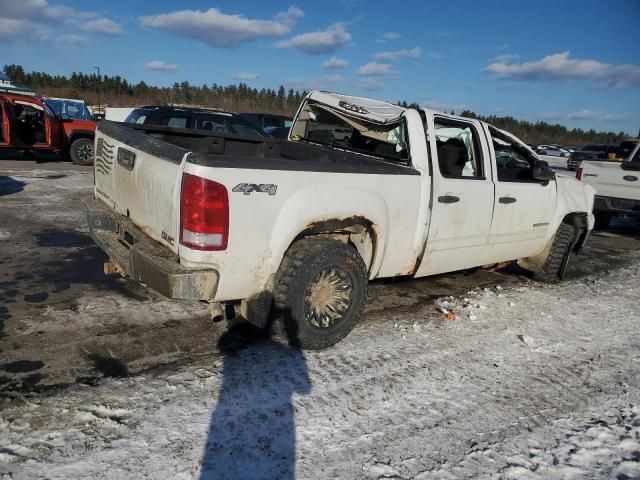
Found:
[99,121,418,175]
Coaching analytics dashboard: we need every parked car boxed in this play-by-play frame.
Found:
[567,144,613,171]
[577,142,640,228]
[85,91,595,349]
[0,90,96,165]
[537,145,569,157]
[124,106,268,137]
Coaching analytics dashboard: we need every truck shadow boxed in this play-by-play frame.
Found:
[200,315,310,480]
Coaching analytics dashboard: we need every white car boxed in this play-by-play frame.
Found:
[537,145,569,157]
[85,91,595,349]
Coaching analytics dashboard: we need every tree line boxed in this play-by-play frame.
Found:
[4,64,630,146]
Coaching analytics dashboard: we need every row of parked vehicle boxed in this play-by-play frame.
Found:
[0,88,293,164]
[530,141,639,172]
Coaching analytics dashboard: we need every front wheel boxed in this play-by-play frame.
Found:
[533,223,577,283]
[69,137,94,166]
[273,237,368,350]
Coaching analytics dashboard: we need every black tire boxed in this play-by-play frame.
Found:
[594,211,613,230]
[272,237,368,350]
[69,137,94,166]
[533,223,577,283]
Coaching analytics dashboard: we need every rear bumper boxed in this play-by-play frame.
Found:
[84,198,219,300]
[594,195,640,216]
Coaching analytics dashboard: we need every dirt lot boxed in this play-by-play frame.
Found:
[1,158,640,478]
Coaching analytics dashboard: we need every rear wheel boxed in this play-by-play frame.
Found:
[594,211,613,230]
[273,237,368,350]
[533,223,577,283]
[69,137,94,166]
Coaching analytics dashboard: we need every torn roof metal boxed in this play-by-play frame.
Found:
[307,91,406,124]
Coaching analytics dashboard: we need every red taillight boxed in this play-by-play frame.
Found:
[576,167,583,181]
[180,173,229,251]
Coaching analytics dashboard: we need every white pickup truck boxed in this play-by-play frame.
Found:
[577,142,640,228]
[84,91,595,349]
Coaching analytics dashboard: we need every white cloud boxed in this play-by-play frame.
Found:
[376,31,400,43]
[491,54,519,63]
[427,51,444,59]
[357,62,396,76]
[355,77,384,91]
[276,23,351,54]
[141,6,303,48]
[322,56,348,69]
[484,51,640,88]
[145,60,178,72]
[373,47,421,62]
[231,71,260,80]
[566,109,598,120]
[82,17,123,36]
[0,17,50,41]
[495,43,510,51]
[0,0,113,42]
[57,34,86,47]
[285,75,341,91]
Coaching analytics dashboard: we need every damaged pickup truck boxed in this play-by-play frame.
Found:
[85,91,595,349]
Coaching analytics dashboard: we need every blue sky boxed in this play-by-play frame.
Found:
[1,0,639,134]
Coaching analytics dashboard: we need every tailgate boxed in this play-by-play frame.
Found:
[581,161,640,201]
[94,121,189,253]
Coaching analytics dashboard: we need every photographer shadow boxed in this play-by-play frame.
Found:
[200,313,311,480]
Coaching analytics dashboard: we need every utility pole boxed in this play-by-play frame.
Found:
[93,66,101,118]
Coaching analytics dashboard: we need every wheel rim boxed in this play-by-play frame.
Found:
[77,144,93,162]
[304,267,353,329]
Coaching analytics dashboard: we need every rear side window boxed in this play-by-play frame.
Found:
[125,110,150,124]
[196,118,227,133]
[162,116,189,129]
[227,120,265,137]
[434,118,484,179]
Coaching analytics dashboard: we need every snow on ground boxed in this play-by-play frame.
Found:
[1,254,639,479]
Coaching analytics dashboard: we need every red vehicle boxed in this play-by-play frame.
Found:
[0,91,96,165]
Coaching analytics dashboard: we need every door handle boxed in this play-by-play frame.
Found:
[438,195,460,204]
[499,196,517,204]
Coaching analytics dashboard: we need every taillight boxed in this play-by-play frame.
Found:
[576,167,582,181]
[180,173,229,251]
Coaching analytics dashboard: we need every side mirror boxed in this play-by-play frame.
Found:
[532,160,555,182]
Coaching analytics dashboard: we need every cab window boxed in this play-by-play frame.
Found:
[434,118,484,179]
[490,127,537,182]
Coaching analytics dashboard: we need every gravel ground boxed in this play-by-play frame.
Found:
[1,159,639,479]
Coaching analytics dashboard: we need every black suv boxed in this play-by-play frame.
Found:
[124,106,267,137]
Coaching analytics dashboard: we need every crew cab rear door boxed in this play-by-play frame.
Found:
[484,126,556,261]
[416,115,495,276]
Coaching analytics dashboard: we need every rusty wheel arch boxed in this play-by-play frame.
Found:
[294,216,378,274]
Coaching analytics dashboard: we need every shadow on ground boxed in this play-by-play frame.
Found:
[200,318,310,480]
[0,176,26,196]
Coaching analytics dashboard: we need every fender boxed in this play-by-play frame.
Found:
[66,129,95,146]
[266,185,390,283]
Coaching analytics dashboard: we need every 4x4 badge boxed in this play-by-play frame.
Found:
[232,183,278,196]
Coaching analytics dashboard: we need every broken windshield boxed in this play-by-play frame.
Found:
[291,101,409,164]
[45,99,93,120]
